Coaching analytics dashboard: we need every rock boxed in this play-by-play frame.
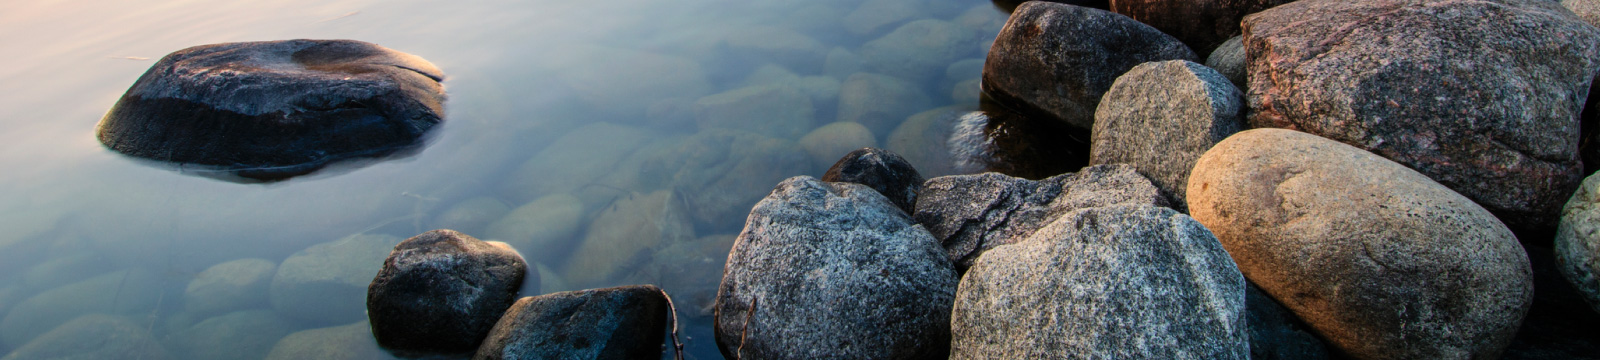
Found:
[264,322,395,360]
[270,233,401,326]
[367,229,528,356]
[651,129,812,231]
[549,45,712,119]
[823,48,864,79]
[1090,60,1244,208]
[886,106,969,177]
[165,310,295,360]
[473,285,670,360]
[992,0,1110,13]
[1109,0,1292,57]
[1242,0,1600,233]
[563,190,695,287]
[627,234,737,319]
[1,314,170,360]
[984,2,1197,129]
[499,122,657,203]
[431,197,512,236]
[1564,0,1600,27]
[717,27,829,74]
[1245,283,1334,360]
[844,0,927,36]
[1204,36,1246,91]
[96,39,446,180]
[1187,128,1535,359]
[21,253,110,291]
[484,194,584,265]
[822,148,926,215]
[184,258,276,317]
[950,204,1247,359]
[837,72,933,137]
[799,122,878,171]
[915,164,1168,270]
[860,19,978,83]
[1557,172,1600,312]
[714,176,957,359]
[948,100,1093,179]
[694,85,816,139]
[0,269,163,349]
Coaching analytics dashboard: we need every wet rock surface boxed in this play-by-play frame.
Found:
[821,147,925,215]
[950,205,1247,359]
[915,164,1168,270]
[271,233,401,326]
[1187,128,1534,359]
[983,2,1197,129]
[473,285,670,360]
[367,229,528,356]
[1091,60,1244,208]
[715,176,957,359]
[95,39,446,180]
[949,98,1094,179]
[184,258,276,317]
[2,314,171,360]
[1243,0,1600,235]
[886,106,969,177]
[1557,172,1600,312]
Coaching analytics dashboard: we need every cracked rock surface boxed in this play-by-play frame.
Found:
[367,229,528,356]
[1187,128,1534,359]
[1242,0,1600,234]
[914,164,1168,271]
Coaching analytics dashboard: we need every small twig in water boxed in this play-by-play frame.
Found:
[660,288,684,360]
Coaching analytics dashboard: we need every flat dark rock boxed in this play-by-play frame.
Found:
[97,39,446,180]
[821,147,925,215]
[473,285,670,360]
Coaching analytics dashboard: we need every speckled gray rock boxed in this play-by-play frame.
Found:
[860,19,978,83]
[473,285,669,360]
[714,176,957,359]
[950,204,1247,359]
[270,233,401,326]
[264,322,395,360]
[166,310,295,360]
[1187,128,1534,359]
[984,2,1197,129]
[1091,60,1244,208]
[821,148,925,215]
[1245,283,1334,360]
[1204,36,1246,91]
[184,258,276,317]
[837,72,932,137]
[1557,172,1600,313]
[1243,0,1600,233]
[1109,0,1294,57]
[2,314,171,360]
[96,39,446,180]
[367,229,528,356]
[914,164,1168,271]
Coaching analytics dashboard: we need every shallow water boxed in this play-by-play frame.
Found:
[0,0,1005,358]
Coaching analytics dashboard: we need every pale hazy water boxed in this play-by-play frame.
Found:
[0,0,999,358]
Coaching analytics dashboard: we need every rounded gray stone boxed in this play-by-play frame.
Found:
[1556,172,1600,313]
[1090,60,1244,208]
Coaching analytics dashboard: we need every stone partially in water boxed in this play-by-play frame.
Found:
[270,233,401,326]
[96,39,446,180]
[367,229,528,356]
[2,314,171,360]
[886,106,970,178]
[165,310,295,360]
[473,285,670,360]
[821,147,926,215]
[184,258,276,317]
[799,122,878,172]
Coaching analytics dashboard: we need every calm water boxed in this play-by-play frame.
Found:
[0,0,1002,358]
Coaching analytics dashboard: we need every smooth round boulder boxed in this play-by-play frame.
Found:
[983,1,1197,129]
[1556,172,1600,313]
[96,39,446,180]
[715,176,958,359]
[1090,60,1244,208]
[950,205,1247,359]
[472,285,670,360]
[1187,128,1534,359]
[821,147,925,215]
[1242,0,1600,233]
[367,229,528,356]
[1203,36,1246,92]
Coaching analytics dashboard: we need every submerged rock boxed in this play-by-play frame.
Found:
[1557,172,1600,313]
[264,322,395,360]
[0,269,164,349]
[860,19,978,83]
[96,39,446,180]
[499,122,657,203]
[165,310,295,360]
[886,106,969,178]
[821,147,925,215]
[367,229,528,356]
[715,176,957,359]
[694,84,816,139]
[270,233,401,326]
[915,165,1168,271]
[1187,128,1534,359]
[1243,0,1600,234]
[563,190,695,287]
[2,314,171,360]
[184,258,276,317]
[473,285,670,360]
[949,99,1093,179]
[837,72,933,137]
[484,194,584,265]
[651,129,811,232]
[1090,60,1244,208]
[984,2,1196,129]
[431,197,512,237]
[950,205,1247,359]
[799,122,878,171]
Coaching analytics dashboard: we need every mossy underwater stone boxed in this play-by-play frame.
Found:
[96,39,446,180]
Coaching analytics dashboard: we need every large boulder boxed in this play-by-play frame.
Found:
[950,205,1247,359]
[821,147,925,215]
[473,285,670,360]
[0,269,164,349]
[1108,0,1293,57]
[367,229,528,356]
[95,39,446,180]
[165,310,295,360]
[1090,60,1244,208]
[2,314,170,360]
[914,165,1168,271]
[983,2,1197,129]
[1242,0,1600,233]
[270,233,401,326]
[714,176,957,359]
[1187,128,1535,358]
[1556,172,1600,313]
[184,258,276,317]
